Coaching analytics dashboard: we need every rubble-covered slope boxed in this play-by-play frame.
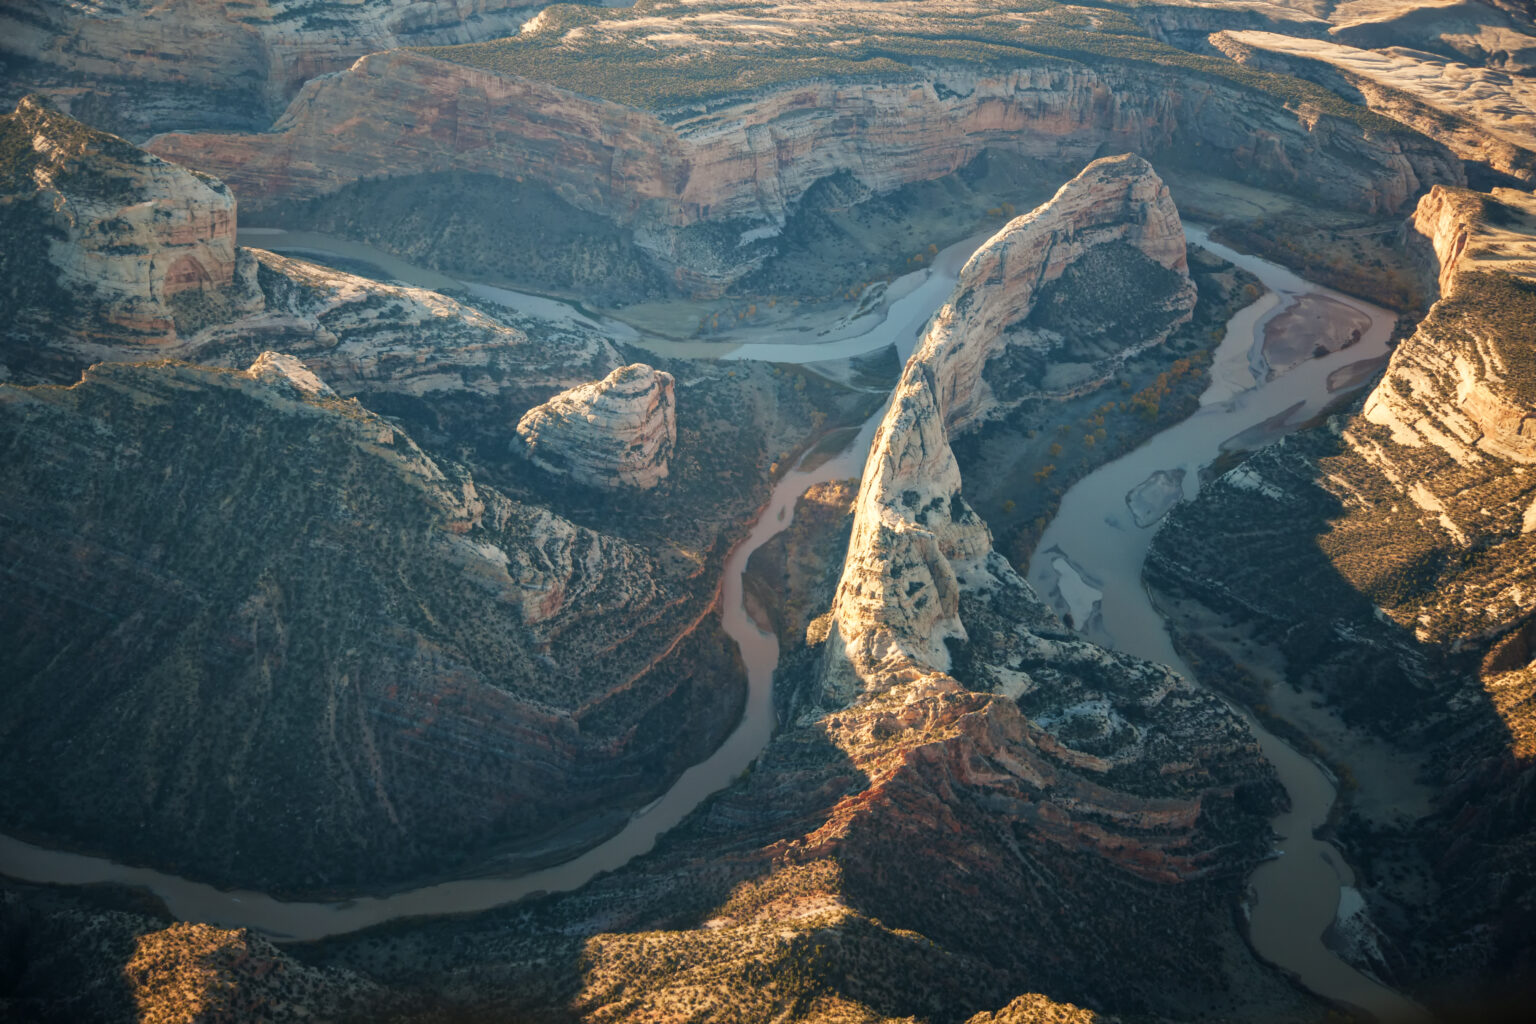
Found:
[1145,184,1536,1002]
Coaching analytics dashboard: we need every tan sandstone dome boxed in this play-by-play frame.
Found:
[516,363,678,490]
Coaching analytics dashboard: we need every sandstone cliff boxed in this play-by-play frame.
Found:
[1145,182,1536,1004]
[1211,29,1536,183]
[0,0,547,139]
[696,155,1283,1010]
[0,100,627,401]
[0,96,255,349]
[827,154,1194,695]
[145,0,1464,294]
[517,364,677,490]
[227,164,1294,1023]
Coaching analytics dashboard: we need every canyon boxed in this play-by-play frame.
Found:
[3,0,1536,1020]
[141,0,1468,294]
[1144,180,1536,1008]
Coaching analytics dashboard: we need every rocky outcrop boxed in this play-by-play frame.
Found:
[928,154,1196,434]
[0,355,742,893]
[1144,183,1536,1002]
[0,100,626,397]
[827,154,1193,694]
[244,160,1296,1024]
[0,0,546,139]
[145,0,1463,294]
[0,96,254,347]
[517,364,677,490]
[810,153,1276,938]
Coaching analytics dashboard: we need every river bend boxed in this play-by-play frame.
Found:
[0,226,1429,1020]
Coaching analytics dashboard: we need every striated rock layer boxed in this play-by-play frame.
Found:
[1212,29,1536,183]
[827,153,1194,694]
[1146,183,1536,1003]
[145,0,1464,294]
[0,101,626,399]
[0,96,252,347]
[0,0,548,139]
[734,155,1281,1007]
[517,363,677,490]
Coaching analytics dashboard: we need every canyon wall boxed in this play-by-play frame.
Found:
[0,0,545,138]
[0,354,742,893]
[1145,182,1536,1001]
[812,153,1273,918]
[827,154,1193,695]
[1211,29,1536,183]
[146,46,1464,293]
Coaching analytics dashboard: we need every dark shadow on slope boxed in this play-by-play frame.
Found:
[1143,423,1536,1013]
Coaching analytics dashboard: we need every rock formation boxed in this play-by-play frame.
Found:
[0,0,548,139]
[1212,30,1536,183]
[720,154,1280,1009]
[0,354,741,893]
[826,154,1193,693]
[517,364,677,489]
[1145,182,1536,1003]
[0,95,253,347]
[144,0,1464,294]
[0,100,626,398]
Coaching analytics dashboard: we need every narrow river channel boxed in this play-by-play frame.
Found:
[0,223,1429,1021]
[1029,228,1427,1023]
[0,227,980,941]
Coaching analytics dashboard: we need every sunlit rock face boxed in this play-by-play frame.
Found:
[517,363,678,490]
[803,154,1272,914]
[0,101,627,396]
[826,154,1194,698]
[1,96,249,345]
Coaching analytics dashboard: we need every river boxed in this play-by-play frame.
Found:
[3,225,1426,1019]
[0,225,981,941]
[1028,227,1426,1023]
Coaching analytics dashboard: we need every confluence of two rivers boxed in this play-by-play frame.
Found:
[0,226,1425,1020]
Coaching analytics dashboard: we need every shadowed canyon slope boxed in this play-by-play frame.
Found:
[1146,182,1536,1004]
[6,0,1536,1018]
[0,105,858,895]
[0,355,744,892]
[313,155,1287,1023]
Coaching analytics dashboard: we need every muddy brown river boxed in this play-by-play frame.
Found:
[1,226,1430,1019]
